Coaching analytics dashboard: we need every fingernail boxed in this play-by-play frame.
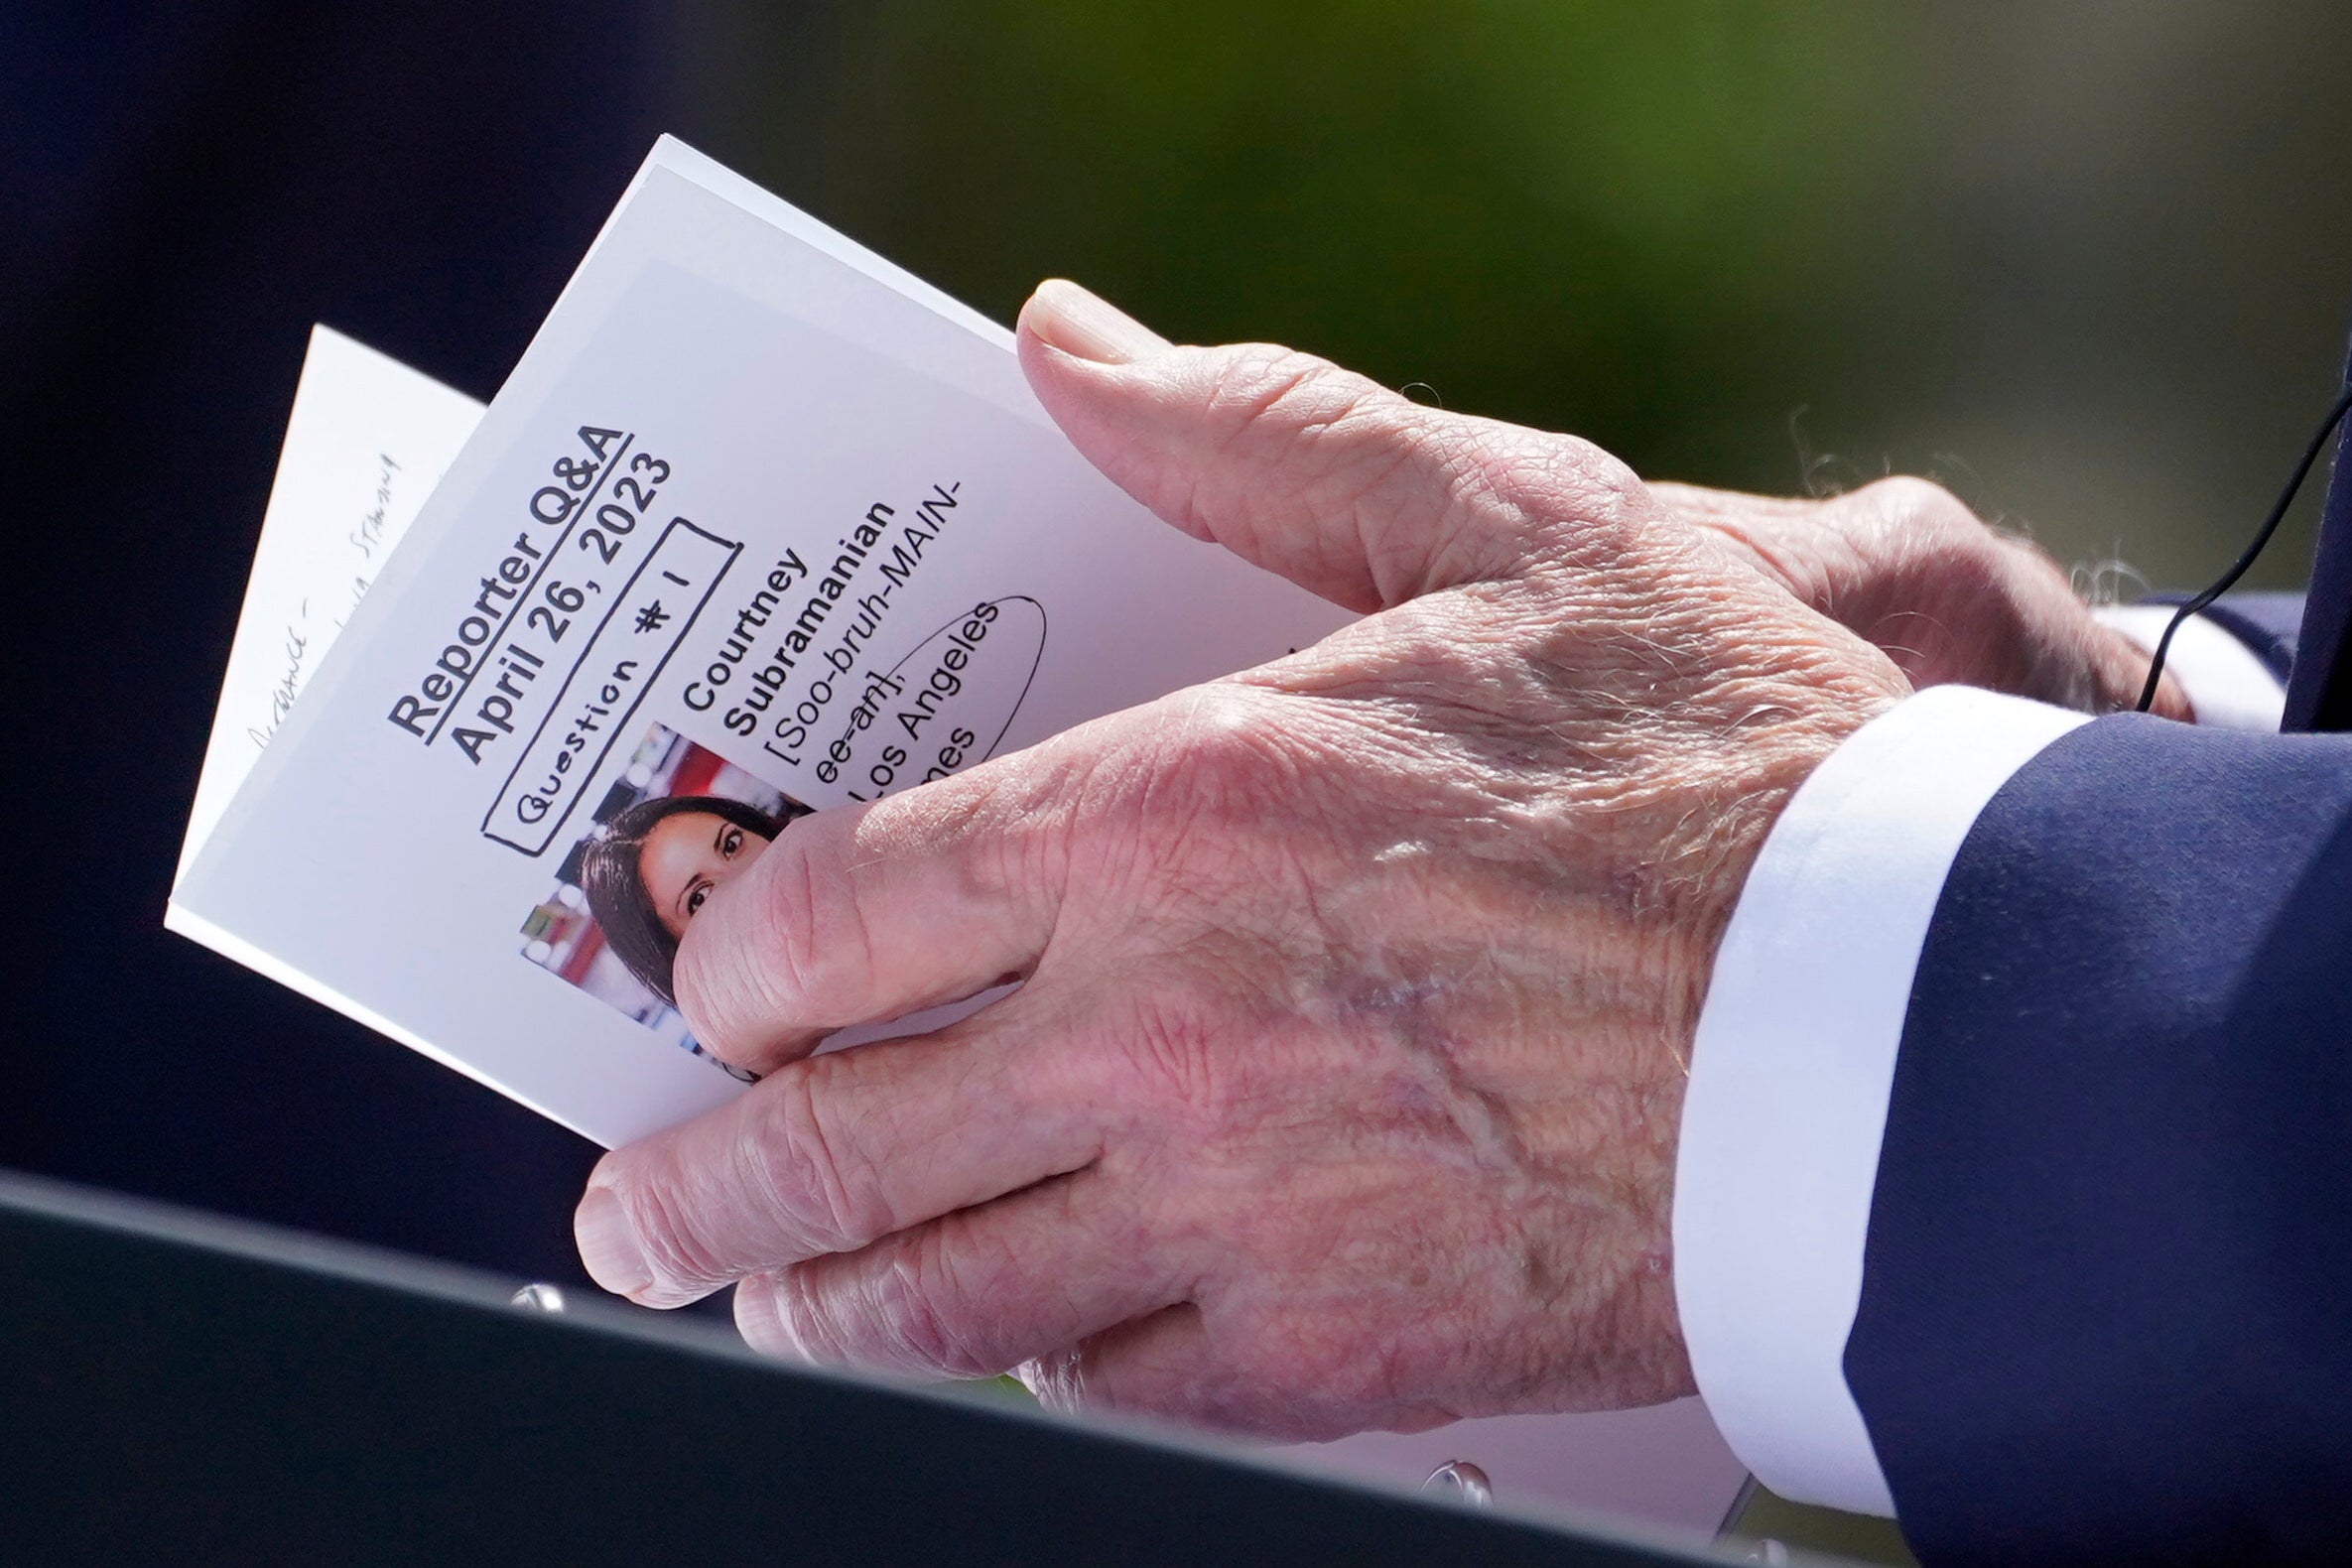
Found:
[1023,279,1171,364]
[575,1186,653,1297]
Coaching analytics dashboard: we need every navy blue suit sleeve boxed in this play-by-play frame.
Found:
[1844,715,2352,1566]
[2130,588,2304,684]
[2197,590,2305,684]
[2286,341,2352,731]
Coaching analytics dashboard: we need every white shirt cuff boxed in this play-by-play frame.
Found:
[1673,686,2090,1515]
[2095,603,2287,731]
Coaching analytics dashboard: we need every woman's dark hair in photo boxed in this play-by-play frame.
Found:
[578,792,793,1006]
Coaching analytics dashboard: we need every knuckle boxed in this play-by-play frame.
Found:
[1451,426,1650,577]
[1858,473,1965,518]
[1162,686,1306,803]
[1506,426,1640,507]
[1202,345,1391,456]
[1346,598,1494,688]
[1855,475,1990,556]
[1192,346,1634,590]
[1086,688,1330,901]
[770,1245,995,1378]
[747,836,877,1023]
[867,1241,995,1375]
[1870,474,2084,608]
[759,1264,847,1362]
[1068,687,1314,879]
[680,832,876,1054]
[1193,347,1436,527]
[919,766,1065,924]
[740,1067,893,1253]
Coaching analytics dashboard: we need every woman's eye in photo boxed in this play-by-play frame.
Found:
[721,828,742,856]
[686,883,710,917]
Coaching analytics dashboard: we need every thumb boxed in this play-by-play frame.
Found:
[1017,279,1564,611]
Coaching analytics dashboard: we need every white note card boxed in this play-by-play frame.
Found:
[171,137,1347,1149]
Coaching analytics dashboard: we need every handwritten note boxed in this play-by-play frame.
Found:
[176,328,483,882]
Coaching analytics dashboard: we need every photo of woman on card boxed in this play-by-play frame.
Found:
[518,721,810,1075]
[580,792,797,1007]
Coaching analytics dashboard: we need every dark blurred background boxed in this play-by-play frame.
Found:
[6,1,2350,1281]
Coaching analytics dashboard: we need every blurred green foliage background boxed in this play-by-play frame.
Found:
[675,0,2352,591]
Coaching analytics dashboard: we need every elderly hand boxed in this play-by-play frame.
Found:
[572,281,2132,1439]
[1654,478,2189,719]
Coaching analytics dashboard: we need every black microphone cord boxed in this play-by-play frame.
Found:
[2135,380,2352,713]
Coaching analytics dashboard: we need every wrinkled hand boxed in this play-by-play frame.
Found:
[1655,478,2188,719]
[574,283,1920,1440]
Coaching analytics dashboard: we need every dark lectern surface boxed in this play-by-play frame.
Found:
[0,1171,1725,1567]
